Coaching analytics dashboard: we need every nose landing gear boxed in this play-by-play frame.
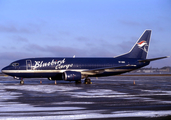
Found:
[14,76,24,85]
[20,80,24,85]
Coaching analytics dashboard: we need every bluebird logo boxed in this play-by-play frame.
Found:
[137,41,148,52]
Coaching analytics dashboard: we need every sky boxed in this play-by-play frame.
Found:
[0,0,171,69]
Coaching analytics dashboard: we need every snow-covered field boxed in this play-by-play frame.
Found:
[0,76,171,119]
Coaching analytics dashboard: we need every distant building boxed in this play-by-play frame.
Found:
[160,66,171,72]
[131,66,171,73]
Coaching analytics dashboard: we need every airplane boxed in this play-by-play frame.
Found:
[1,30,169,84]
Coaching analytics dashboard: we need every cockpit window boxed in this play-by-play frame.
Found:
[11,63,19,66]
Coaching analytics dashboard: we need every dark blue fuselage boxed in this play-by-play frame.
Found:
[2,57,149,80]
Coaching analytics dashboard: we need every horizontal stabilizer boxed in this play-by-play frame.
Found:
[138,56,169,62]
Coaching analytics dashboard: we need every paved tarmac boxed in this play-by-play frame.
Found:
[0,76,171,120]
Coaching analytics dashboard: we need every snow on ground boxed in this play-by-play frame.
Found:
[1,110,171,120]
[0,76,171,119]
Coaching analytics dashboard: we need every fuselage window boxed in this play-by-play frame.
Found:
[11,63,19,66]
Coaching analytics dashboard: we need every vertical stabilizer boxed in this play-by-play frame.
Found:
[116,30,151,59]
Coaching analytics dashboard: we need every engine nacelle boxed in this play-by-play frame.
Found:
[63,71,81,81]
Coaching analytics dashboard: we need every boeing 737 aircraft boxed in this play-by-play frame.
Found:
[1,30,168,84]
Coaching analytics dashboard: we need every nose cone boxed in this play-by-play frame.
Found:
[2,67,6,73]
[1,66,10,74]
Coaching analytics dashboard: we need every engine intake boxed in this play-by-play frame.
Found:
[63,71,81,81]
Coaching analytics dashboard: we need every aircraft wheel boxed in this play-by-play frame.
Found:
[20,80,24,85]
[84,78,92,84]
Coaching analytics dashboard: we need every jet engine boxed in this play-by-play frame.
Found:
[63,71,81,81]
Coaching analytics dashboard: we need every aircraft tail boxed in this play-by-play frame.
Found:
[116,30,151,59]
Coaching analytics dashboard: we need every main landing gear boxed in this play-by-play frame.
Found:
[84,78,92,84]
[75,78,92,84]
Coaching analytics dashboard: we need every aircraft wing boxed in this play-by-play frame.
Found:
[81,64,137,75]
[138,56,169,62]
[81,56,169,75]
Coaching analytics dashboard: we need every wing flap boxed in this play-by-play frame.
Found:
[81,64,137,75]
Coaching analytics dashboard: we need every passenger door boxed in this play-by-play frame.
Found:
[26,60,32,70]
